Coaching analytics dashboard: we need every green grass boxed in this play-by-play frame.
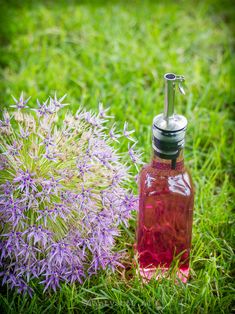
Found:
[0,0,234,313]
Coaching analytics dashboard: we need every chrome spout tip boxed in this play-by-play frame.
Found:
[164,73,176,80]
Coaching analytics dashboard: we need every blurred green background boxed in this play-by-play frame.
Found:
[0,0,234,313]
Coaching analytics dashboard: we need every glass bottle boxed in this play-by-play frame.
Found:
[136,73,194,282]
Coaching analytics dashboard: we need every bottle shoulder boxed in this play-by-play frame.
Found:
[140,162,191,176]
[139,163,194,197]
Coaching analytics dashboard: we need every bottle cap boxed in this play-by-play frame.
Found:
[152,73,187,160]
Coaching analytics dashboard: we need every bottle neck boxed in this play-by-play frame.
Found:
[151,149,184,170]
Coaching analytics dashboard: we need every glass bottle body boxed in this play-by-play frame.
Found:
[136,151,194,281]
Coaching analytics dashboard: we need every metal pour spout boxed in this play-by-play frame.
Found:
[164,73,185,120]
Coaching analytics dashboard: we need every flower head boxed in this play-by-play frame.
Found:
[0,93,141,295]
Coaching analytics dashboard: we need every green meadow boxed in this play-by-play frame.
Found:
[0,0,234,313]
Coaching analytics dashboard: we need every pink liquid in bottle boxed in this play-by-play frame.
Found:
[136,153,194,282]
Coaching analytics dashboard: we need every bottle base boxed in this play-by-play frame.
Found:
[138,267,189,283]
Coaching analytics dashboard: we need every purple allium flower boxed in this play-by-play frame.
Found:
[0,111,12,136]
[40,270,61,292]
[4,141,22,157]
[98,102,113,119]
[19,126,30,139]
[0,154,8,170]
[23,225,53,248]
[43,149,61,162]
[38,132,56,147]
[3,197,27,228]
[76,156,92,178]
[109,123,121,143]
[50,93,68,110]
[123,122,135,142]
[0,180,13,195]
[83,111,104,128]
[128,142,144,165]
[37,207,59,225]
[13,170,37,196]
[11,92,31,110]
[0,93,141,295]
[35,98,50,116]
